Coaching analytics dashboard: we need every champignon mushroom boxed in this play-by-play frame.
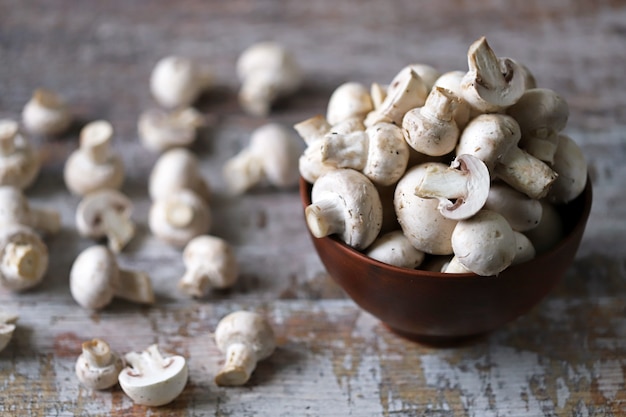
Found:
[0,225,48,292]
[402,86,460,157]
[138,107,205,152]
[319,122,409,186]
[118,344,188,406]
[0,119,41,190]
[394,163,458,255]
[451,209,517,276]
[456,113,558,199]
[64,120,124,196]
[546,134,588,204]
[460,36,526,113]
[305,169,383,250]
[433,71,472,130]
[21,88,72,136]
[512,231,536,265]
[403,63,441,92]
[75,338,125,390]
[365,230,425,269]
[0,311,18,353]
[76,189,135,253]
[149,189,211,248]
[69,245,154,310]
[0,186,61,235]
[326,82,374,125]
[178,235,239,298]
[214,311,276,386]
[412,154,490,220]
[524,200,563,255]
[484,182,542,232]
[223,123,302,194]
[150,55,213,109]
[148,147,211,204]
[236,41,302,116]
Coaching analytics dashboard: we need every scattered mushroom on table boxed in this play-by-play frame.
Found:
[0,224,49,292]
[21,88,72,137]
[75,338,125,390]
[0,311,18,353]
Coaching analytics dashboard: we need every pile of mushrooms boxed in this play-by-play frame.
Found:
[298,36,588,276]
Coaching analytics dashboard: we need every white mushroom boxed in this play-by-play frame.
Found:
[441,256,472,274]
[76,189,135,253]
[21,88,72,136]
[223,123,302,194]
[433,71,472,130]
[484,182,542,232]
[138,107,205,152]
[326,82,374,125]
[413,154,490,221]
[546,134,588,204]
[451,209,517,276]
[0,186,61,235]
[403,63,441,92]
[118,344,188,406]
[178,235,238,298]
[0,225,48,292]
[69,245,154,310]
[236,41,302,116]
[512,231,536,265]
[148,147,211,204]
[0,311,18,353]
[75,338,125,390]
[214,311,276,386]
[64,120,124,196]
[524,200,564,255]
[150,55,213,109]
[0,119,40,190]
[305,169,383,250]
[365,230,425,269]
[149,189,211,248]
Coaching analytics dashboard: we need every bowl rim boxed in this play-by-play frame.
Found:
[299,175,593,282]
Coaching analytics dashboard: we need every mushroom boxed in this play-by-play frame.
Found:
[402,86,460,157]
[148,147,211,204]
[64,120,124,196]
[512,231,536,265]
[412,154,490,220]
[460,37,526,113]
[75,338,125,390]
[236,41,302,116]
[0,119,40,190]
[214,311,276,386]
[319,122,409,186]
[178,235,238,298]
[506,88,569,164]
[370,82,387,109]
[0,311,18,353]
[305,169,383,250]
[524,200,563,255]
[0,186,61,235]
[21,88,72,136]
[365,230,425,269]
[118,344,188,406]
[150,55,213,109]
[450,209,517,276]
[394,163,457,255]
[546,134,588,204]
[223,123,302,194]
[138,107,205,152]
[76,189,135,253]
[326,82,374,125]
[483,182,542,232]
[69,245,154,309]
[456,113,558,199]
[441,256,471,274]
[403,63,441,92]
[149,189,211,248]
[0,225,48,292]
[432,71,471,130]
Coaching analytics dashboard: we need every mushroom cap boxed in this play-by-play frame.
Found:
[524,200,564,255]
[182,235,238,288]
[148,147,211,203]
[21,88,72,136]
[76,189,133,238]
[236,41,301,84]
[0,224,49,291]
[215,311,276,361]
[63,148,124,196]
[484,182,542,232]
[0,119,40,189]
[506,88,569,143]
[362,123,409,186]
[326,82,373,125]
[69,245,119,309]
[451,209,517,276]
[248,123,302,188]
[138,107,204,152]
[365,230,425,269]
[150,55,207,109]
[547,134,588,204]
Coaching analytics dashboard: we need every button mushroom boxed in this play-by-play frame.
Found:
[524,200,564,255]
[0,186,61,235]
[148,147,211,204]
[0,225,49,292]
[326,82,374,125]
[214,311,276,386]
[75,338,125,390]
[21,88,72,137]
[305,168,383,250]
[365,230,425,269]
[178,235,239,298]
[63,120,124,196]
[75,189,135,253]
[138,107,205,153]
[0,311,18,353]
[0,119,40,190]
[484,182,542,232]
[236,41,302,116]
[546,134,588,204]
[433,71,472,130]
[69,245,154,310]
[223,123,302,194]
[118,344,188,407]
[150,55,213,109]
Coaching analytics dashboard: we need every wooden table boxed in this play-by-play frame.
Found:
[1,1,625,415]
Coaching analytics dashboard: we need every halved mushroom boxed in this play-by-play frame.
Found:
[0,311,18,353]
[0,119,41,190]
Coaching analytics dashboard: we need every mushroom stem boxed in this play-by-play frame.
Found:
[114,269,155,304]
[305,199,345,238]
[101,209,135,253]
[468,37,509,90]
[81,121,113,165]
[366,69,428,126]
[422,87,458,122]
[30,208,61,235]
[293,115,331,146]
[223,149,264,195]
[216,342,257,386]
[320,131,368,170]
[164,200,196,228]
[178,269,212,298]
[0,120,17,156]
[495,146,558,200]
[2,242,41,282]
[81,339,113,368]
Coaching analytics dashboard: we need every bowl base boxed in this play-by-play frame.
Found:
[384,324,489,347]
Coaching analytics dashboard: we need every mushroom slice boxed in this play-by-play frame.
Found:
[0,311,18,353]
[414,154,490,220]
[118,344,188,407]
[76,189,135,253]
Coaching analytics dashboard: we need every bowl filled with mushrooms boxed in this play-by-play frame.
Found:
[297,36,593,344]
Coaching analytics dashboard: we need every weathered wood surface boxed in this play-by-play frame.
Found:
[1,1,625,415]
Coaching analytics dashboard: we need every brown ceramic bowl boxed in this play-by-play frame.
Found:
[300,177,593,344]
